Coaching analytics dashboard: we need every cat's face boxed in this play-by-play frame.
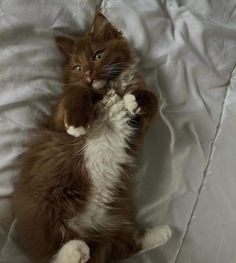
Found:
[56,13,135,92]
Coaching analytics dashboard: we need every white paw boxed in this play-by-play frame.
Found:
[53,240,90,263]
[67,126,87,137]
[141,225,172,253]
[109,101,126,118]
[107,93,119,105]
[107,88,116,97]
[123,94,141,115]
[103,91,120,109]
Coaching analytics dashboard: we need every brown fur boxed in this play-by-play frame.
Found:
[12,13,158,263]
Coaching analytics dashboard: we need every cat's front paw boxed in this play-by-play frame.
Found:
[124,94,141,115]
[124,90,158,119]
[67,126,87,137]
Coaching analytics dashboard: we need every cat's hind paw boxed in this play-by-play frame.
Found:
[52,240,90,263]
[67,126,87,137]
[141,225,172,253]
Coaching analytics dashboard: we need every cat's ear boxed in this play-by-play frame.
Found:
[55,37,74,59]
[92,12,122,40]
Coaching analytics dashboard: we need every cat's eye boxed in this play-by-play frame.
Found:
[93,51,103,61]
[73,65,82,71]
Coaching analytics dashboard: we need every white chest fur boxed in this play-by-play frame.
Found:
[68,92,134,232]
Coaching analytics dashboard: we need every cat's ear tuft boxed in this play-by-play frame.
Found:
[92,12,122,41]
[55,37,74,59]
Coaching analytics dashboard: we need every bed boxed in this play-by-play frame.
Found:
[0,0,236,262]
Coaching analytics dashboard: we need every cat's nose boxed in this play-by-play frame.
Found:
[84,70,92,83]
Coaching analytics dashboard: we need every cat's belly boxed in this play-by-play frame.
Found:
[68,94,134,233]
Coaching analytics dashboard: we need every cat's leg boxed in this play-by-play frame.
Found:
[64,87,98,137]
[111,225,171,260]
[51,86,102,137]
[52,240,90,263]
[139,225,172,254]
[49,94,89,137]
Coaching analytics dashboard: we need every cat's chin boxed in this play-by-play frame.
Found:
[92,80,107,90]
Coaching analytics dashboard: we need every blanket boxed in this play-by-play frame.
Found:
[0,0,236,262]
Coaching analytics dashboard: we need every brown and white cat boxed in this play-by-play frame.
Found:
[12,13,171,263]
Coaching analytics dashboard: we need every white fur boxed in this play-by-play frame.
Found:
[140,225,172,253]
[67,126,86,137]
[52,240,90,263]
[68,92,134,232]
[92,79,107,90]
[124,94,141,115]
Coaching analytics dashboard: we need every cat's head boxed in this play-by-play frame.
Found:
[56,13,137,93]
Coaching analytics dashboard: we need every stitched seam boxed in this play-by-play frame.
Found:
[174,63,236,263]
[0,220,16,257]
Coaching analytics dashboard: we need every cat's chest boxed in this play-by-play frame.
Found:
[84,92,133,181]
[69,93,134,231]
[85,94,133,202]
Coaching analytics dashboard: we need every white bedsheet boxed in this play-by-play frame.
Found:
[0,0,236,262]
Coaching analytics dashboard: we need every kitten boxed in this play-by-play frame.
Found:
[12,13,171,263]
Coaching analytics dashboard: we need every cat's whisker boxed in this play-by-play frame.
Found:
[101,73,119,79]
[105,65,125,69]
[61,82,84,86]
[104,65,126,70]
[103,63,126,71]
[103,61,126,68]
[102,72,121,77]
[103,67,124,73]
[104,69,124,73]
[103,69,123,75]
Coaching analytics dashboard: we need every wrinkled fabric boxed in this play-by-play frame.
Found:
[0,0,236,262]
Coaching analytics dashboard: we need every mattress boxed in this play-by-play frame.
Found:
[0,0,236,262]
